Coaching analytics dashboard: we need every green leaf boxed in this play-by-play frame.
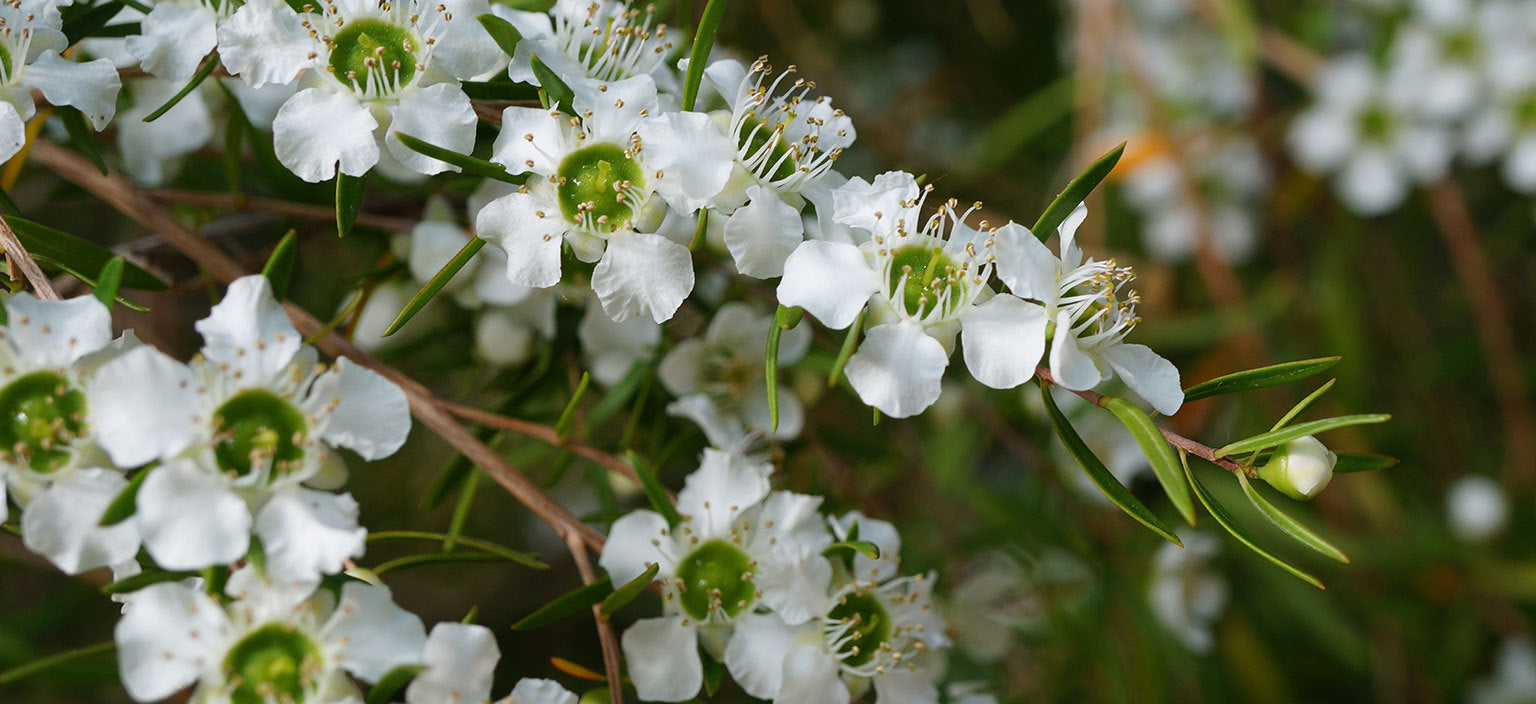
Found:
[530,53,574,113]
[1029,142,1123,239]
[827,309,863,388]
[1236,472,1350,564]
[681,0,727,111]
[1182,452,1324,588]
[421,450,476,511]
[1100,396,1195,525]
[556,371,592,442]
[478,13,523,57]
[587,362,649,426]
[1271,378,1336,431]
[336,172,367,237]
[510,576,614,630]
[58,107,107,175]
[0,185,20,216]
[689,209,709,250]
[92,256,125,310]
[460,79,541,101]
[261,229,299,301]
[384,237,487,336]
[371,551,509,575]
[1183,356,1341,403]
[702,654,726,697]
[1334,452,1398,473]
[393,132,526,185]
[0,641,115,685]
[97,467,152,527]
[599,562,659,618]
[625,450,682,528]
[92,21,142,38]
[1039,383,1182,546]
[4,217,167,291]
[62,1,124,45]
[367,530,548,569]
[766,305,786,432]
[142,52,219,122]
[1214,414,1391,459]
[101,568,196,595]
[366,665,425,704]
[822,540,881,561]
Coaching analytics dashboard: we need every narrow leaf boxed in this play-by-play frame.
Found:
[681,0,727,111]
[4,217,167,290]
[98,467,151,526]
[372,551,508,575]
[393,132,525,185]
[0,641,115,685]
[1271,378,1336,431]
[556,372,591,442]
[1182,452,1324,589]
[827,309,863,388]
[1101,396,1195,525]
[58,107,107,174]
[702,654,726,697]
[1039,384,1181,546]
[1214,414,1391,458]
[766,306,784,432]
[262,229,299,300]
[689,209,709,250]
[366,665,425,704]
[1237,472,1350,563]
[62,1,124,44]
[101,568,196,595]
[336,172,367,237]
[477,13,523,57]
[143,52,218,122]
[0,185,20,215]
[530,53,574,113]
[366,530,548,569]
[1334,453,1399,473]
[1030,142,1123,238]
[1183,356,1341,403]
[384,237,487,336]
[92,256,125,310]
[599,562,659,618]
[550,658,606,681]
[511,576,614,630]
[460,79,541,101]
[625,450,682,527]
[822,540,881,561]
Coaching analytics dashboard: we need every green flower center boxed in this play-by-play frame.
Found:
[212,390,308,477]
[1516,94,1536,129]
[328,19,419,96]
[738,117,799,182]
[557,143,645,234]
[223,623,322,704]
[675,540,755,621]
[1358,106,1393,141]
[0,372,86,474]
[824,588,892,668]
[887,244,965,318]
[1442,29,1478,62]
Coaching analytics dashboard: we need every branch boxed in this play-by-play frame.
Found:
[439,400,651,494]
[0,217,60,300]
[29,139,606,553]
[148,189,419,233]
[565,532,624,704]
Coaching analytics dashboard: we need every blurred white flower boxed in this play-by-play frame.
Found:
[1471,637,1536,704]
[1148,532,1228,654]
[1447,474,1509,543]
[0,0,121,163]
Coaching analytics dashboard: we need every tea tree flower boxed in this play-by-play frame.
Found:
[116,78,215,186]
[115,567,427,704]
[217,0,501,181]
[124,0,235,81]
[1447,475,1509,543]
[599,448,833,701]
[778,171,1044,417]
[1148,532,1227,653]
[476,75,734,322]
[658,301,810,444]
[495,0,674,89]
[406,622,579,704]
[579,296,661,386]
[0,0,120,163]
[1470,637,1536,704]
[993,204,1183,415]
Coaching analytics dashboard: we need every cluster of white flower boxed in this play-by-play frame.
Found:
[1290,0,1536,214]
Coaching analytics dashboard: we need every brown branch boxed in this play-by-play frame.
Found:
[0,217,60,300]
[439,400,648,492]
[29,139,606,553]
[565,532,624,704]
[148,189,419,233]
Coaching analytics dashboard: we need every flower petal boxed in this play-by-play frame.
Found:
[25,52,120,129]
[323,582,427,682]
[831,171,919,234]
[724,186,805,278]
[599,509,674,584]
[0,101,23,163]
[1100,343,1183,416]
[637,110,735,214]
[753,542,832,625]
[114,582,233,702]
[577,303,659,385]
[775,240,878,330]
[475,192,567,288]
[387,83,478,176]
[406,623,500,704]
[960,294,1047,389]
[119,78,215,186]
[124,3,216,81]
[216,0,312,88]
[666,394,749,448]
[620,616,702,702]
[427,0,501,78]
[844,321,948,418]
[22,468,141,574]
[498,678,578,704]
[306,357,411,460]
[722,612,802,699]
[989,222,1058,302]
[591,231,695,324]
[4,293,112,368]
[195,275,302,381]
[272,88,380,182]
[87,346,205,468]
[571,74,658,144]
[872,667,940,704]
[773,645,849,704]
[255,487,367,584]
[136,459,250,570]
[490,106,566,175]
[657,339,705,396]
[833,511,901,583]
[676,447,772,532]
[1048,312,1102,391]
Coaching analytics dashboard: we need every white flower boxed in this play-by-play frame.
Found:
[1287,54,1452,215]
[1471,637,1536,704]
[1118,133,1266,264]
[0,0,121,163]
[115,568,426,704]
[698,56,856,278]
[406,622,500,704]
[124,0,226,81]
[116,78,215,186]
[720,513,950,704]
[1388,0,1525,122]
[578,297,660,386]
[217,0,500,181]
[476,76,734,322]
[598,448,833,702]
[659,301,810,445]
[778,172,1044,418]
[495,0,674,89]
[993,204,1183,415]
[86,276,409,577]
[1447,474,1509,543]
[1147,532,1227,653]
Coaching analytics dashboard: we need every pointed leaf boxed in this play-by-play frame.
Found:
[62,1,124,45]
[4,217,167,291]
[365,530,548,569]
[1039,383,1181,546]
[702,654,726,697]
[530,53,574,113]
[460,80,541,101]
[261,229,299,300]
[1030,142,1123,238]
[827,309,863,388]
[366,664,425,704]
[1101,396,1195,525]
[1183,356,1341,403]
[393,132,526,185]
[336,172,367,237]
[92,256,125,310]
[766,306,785,431]
[58,107,107,174]
[681,0,727,111]
[0,641,115,685]
[98,467,151,527]
[1334,453,1398,473]
[511,576,614,630]
[371,551,510,575]
[383,236,487,336]
[822,540,881,561]
[101,568,196,595]
[1271,378,1336,431]
[599,561,659,618]
[1214,414,1391,459]
[142,52,218,123]
[556,371,591,442]
[1182,452,1324,588]
[625,450,683,528]
[1237,472,1350,564]
[478,13,522,57]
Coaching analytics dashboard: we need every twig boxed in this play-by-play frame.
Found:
[0,217,60,300]
[565,532,625,704]
[440,400,651,493]
[148,189,419,233]
[29,139,606,553]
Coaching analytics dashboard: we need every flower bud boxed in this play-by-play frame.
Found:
[1257,435,1337,500]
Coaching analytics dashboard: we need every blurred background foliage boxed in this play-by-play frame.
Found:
[3,0,1533,702]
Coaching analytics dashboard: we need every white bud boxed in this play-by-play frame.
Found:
[1258,435,1336,500]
